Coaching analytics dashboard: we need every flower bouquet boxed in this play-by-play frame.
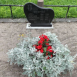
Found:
[7,32,75,77]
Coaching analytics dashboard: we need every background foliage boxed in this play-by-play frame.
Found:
[0,0,77,18]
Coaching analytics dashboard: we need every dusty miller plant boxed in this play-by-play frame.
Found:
[7,32,75,77]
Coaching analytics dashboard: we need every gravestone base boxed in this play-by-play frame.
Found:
[31,23,52,27]
[26,23,53,29]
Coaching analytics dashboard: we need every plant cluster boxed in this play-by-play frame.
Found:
[7,32,74,77]
[33,34,55,59]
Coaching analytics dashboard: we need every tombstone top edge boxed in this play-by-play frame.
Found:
[24,2,54,11]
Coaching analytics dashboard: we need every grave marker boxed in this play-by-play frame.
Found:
[24,2,54,27]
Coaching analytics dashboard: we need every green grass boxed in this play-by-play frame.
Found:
[0,0,77,18]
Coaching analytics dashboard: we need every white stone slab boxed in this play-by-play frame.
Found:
[26,23,53,29]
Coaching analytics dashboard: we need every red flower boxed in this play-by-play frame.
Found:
[46,46,52,51]
[46,52,48,56]
[33,34,55,60]
[33,45,37,49]
[36,49,39,52]
[51,55,53,57]
[37,45,42,50]
[43,35,48,39]
[38,40,43,45]
[39,34,44,38]
[46,43,49,46]
[49,49,53,52]
[39,34,49,42]
[43,35,49,41]
[47,56,50,59]
[39,34,44,39]
[40,37,44,42]
[33,45,35,47]
[47,39,49,41]
[40,49,43,53]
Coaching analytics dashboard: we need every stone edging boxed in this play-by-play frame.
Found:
[0,18,77,23]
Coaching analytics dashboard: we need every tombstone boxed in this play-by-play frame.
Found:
[24,2,54,27]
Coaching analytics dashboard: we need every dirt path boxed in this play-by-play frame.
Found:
[0,22,77,77]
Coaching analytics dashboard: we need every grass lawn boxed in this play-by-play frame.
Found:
[0,0,77,18]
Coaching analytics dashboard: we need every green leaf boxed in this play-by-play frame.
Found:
[41,73,43,77]
[43,67,46,70]
[37,71,41,76]
[32,72,35,77]
[43,47,47,52]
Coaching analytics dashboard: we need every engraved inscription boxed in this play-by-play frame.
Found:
[24,3,54,27]
[45,14,49,20]
[27,5,33,11]
[40,14,44,20]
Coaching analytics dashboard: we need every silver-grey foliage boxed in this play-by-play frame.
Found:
[7,32,74,77]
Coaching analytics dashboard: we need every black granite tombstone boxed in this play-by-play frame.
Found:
[24,2,54,27]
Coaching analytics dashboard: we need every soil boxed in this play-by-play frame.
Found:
[0,22,77,77]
